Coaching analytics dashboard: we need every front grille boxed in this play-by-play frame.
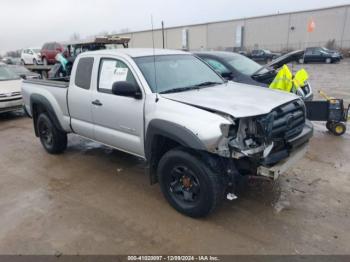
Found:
[0,92,21,98]
[271,100,305,140]
[0,97,22,102]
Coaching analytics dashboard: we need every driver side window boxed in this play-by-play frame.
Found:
[98,58,138,94]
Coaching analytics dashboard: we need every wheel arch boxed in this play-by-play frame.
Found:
[145,119,207,184]
[30,94,65,137]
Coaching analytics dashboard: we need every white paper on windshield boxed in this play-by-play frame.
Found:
[99,61,129,90]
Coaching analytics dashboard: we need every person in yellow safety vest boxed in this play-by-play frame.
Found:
[269,64,293,93]
[269,65,309,95]
[293,68,309,90]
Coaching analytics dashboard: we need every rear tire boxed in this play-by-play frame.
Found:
[298,58,304,64]
[21,59,26,65]
[37,113,67,154]
[158,148,224,218]
[33,59,38,65]
[43,58,48,66]
[326,58,332,64]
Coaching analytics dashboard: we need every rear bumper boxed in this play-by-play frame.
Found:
[257,121,313,180]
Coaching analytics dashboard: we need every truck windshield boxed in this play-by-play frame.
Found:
[134,55,224,93]
[0,65,21,81]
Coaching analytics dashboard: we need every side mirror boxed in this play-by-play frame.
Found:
[112,81,142,99]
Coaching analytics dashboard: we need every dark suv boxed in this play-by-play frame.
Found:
[300,47,341,64]
[41,42,66,65]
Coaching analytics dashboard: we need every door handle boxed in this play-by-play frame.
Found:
[92,100,103,106]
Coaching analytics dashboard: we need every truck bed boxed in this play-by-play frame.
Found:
[21,79,72,132]
[23,79,69,88]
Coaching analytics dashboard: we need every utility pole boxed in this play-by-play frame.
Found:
[162,21,165,49]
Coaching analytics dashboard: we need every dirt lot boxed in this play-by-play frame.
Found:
[0,59,349,255]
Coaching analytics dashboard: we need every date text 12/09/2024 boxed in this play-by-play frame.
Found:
[127,256,220,261]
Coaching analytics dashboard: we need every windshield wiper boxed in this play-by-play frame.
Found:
[193,81,223,87]
[160,81,222,94]
[160,86,200,94]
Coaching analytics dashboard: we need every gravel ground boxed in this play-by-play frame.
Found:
[0,59,349,255]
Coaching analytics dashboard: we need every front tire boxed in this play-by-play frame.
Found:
[326,58,332,64]
[298,58,304,64]
[33,58,38,65]
[37,113,67,154]
[43,57,48,66]
[158,148,224,218]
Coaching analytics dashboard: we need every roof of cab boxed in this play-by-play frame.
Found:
[81,48,189,58]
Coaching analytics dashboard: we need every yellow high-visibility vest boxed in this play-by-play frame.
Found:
[269,65,293,93]
[293,68,309,89]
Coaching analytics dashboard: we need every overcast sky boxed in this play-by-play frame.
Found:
[1,0,350,54]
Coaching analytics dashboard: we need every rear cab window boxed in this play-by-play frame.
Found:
[75,57,94,89]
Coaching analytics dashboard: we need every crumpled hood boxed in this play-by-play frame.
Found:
[0,79,22,94]
[161,82,300,118]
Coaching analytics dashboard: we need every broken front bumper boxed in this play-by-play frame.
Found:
[257,144,308,180]
[257,121,313,180]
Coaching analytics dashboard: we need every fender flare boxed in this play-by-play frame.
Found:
[30,94,64,136]
[145,119,206,160]
[145,119,207,184]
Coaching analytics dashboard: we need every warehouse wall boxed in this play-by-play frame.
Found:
[288,6,349,50]
[244,14,290,51]
[339,5,350,48]
[165,27,182,49]
[115,5,350,52]
[207,20,243,50]
[187,25,207,50]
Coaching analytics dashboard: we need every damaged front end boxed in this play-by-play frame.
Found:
[214,99,312,180]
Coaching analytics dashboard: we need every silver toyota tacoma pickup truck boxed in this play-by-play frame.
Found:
[22,49,313,217]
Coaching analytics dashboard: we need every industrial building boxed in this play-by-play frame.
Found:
[116,4,350,52]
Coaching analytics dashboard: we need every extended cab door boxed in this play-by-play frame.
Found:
[67,57,95,139]
[91,57,145,157]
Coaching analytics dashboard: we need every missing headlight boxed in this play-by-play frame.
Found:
[220,122,239,139]
[256,112,275,140]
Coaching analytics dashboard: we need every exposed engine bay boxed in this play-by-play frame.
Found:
[215,99,307,169]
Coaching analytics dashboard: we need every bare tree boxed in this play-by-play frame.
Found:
[70,32,81,42]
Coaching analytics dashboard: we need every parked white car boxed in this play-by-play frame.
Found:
[0,63,23,113]
[21,48,42,65]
